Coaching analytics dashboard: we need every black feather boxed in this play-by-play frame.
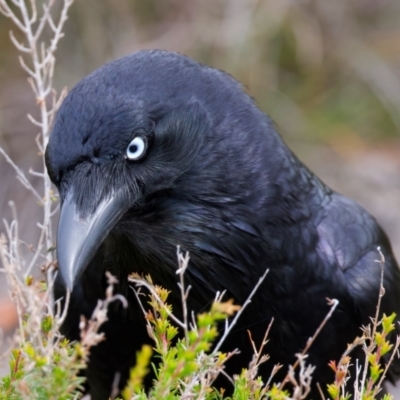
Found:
[46,50,400,399]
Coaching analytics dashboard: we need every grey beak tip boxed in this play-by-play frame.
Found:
[56,188,130,293]
[63,275,75,293]
[57,260,75,291]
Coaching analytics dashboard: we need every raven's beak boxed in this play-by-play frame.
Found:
[57,189,130,291]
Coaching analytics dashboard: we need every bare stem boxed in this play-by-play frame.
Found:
[176,246,191,343]
[281,297,339,390]
[0,0,74,305]
[213,268,269,353]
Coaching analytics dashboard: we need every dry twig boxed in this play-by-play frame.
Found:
[0,0,73,302]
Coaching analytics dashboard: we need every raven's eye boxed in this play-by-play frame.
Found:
[126,137,146,160]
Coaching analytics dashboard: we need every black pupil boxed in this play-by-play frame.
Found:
[129,144,138,154]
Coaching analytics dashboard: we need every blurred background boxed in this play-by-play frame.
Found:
[0,0,400,391]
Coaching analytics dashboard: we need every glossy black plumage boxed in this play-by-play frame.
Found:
[46,50,400,399]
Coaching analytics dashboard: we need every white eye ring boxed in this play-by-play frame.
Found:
[126,136,146,160]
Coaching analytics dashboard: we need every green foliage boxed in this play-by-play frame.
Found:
[122,345,153,399]
[1,277,398,400]
[0,294,86,400]
[122,284,232,399]
[327,312,399,400]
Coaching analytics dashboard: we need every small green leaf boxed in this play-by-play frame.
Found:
[382,313,396,334]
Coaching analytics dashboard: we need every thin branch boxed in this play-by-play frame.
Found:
[358,247,387,397]
[32,3,52,41]
[35,132,44,153]
[18,54,36,78]
[176,246,191,343]
[50,203,60,217]
[376,335,400,390]
[0,146,42,202]
[47,10,57,33]
[248,316,274,366]
[29,168,45,178]
[129,276,186,330]
[372,247,386,338]
[27,76,39,97]
[281,297,340,390]
[25,228,45,276]
[213,268,269,353]
[9,30,30,52]
[27,113,43,127]
[28,0,36,24]
[2,6,27,32]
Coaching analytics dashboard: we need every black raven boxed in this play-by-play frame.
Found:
[45,50,400,399]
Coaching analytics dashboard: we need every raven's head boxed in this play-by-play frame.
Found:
[46,50,291,296]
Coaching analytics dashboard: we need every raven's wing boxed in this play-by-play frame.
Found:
[315,192,400,382]
[316,193,400,320]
